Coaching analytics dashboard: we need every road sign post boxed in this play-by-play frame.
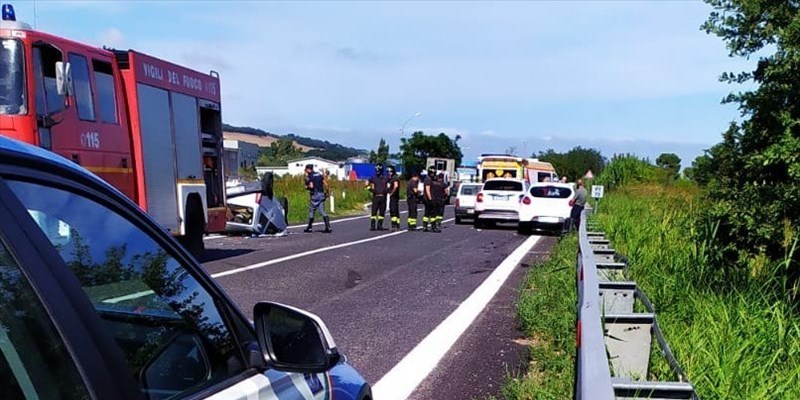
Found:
[591,185,604,214]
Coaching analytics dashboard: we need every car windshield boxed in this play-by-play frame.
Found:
[483,180,522,191]
[531,186,572,198]
[0,39,26,115]
[460,185,481,195]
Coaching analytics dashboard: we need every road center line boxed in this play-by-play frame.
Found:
[211,217,456,279]
[372,234,542,400]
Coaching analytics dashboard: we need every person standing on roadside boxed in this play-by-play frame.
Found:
[303,164,332,233]
[406,170,421,231]
[431,172,447,232]
[368,164,390,231]
[387,165,401,231]
[570,178,589,231]
[423,166,436,232]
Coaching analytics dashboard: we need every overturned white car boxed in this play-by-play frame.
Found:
[225,173,289,235]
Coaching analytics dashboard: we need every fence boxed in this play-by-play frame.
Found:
[575,209,699,399]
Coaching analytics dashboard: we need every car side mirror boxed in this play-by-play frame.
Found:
[260,172,274,200]
[55,61,74,97]
[253,302,340,374]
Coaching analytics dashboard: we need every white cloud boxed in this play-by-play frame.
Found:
[99,28,125,48]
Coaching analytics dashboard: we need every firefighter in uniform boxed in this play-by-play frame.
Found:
[387,165,401,231]
[368,164,390,231]
[423,166,436,232]
[431,172,447,232]
[406,170,421,231]
[304,164,332,233]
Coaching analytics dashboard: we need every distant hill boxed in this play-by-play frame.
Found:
[222,124,366,161]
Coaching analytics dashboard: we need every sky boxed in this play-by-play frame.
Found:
[10,0,758,168]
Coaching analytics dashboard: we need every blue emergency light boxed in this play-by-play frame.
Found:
[2,4,16,21]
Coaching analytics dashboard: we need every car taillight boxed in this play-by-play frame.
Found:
[255,193,262,204]
[477,193,483,203]
[521,196,531,205]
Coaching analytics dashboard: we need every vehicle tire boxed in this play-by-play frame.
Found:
[517,222,532,235]
[183,201,205,261]
[279,196,289,224]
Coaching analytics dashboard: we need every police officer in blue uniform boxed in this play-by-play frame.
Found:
[368,163,390,231]
[304,164,332,233]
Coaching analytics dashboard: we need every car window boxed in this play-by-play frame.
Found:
[483,180,523,191]
[7,180,248,400]
[0,239,91,400]
[531,186,572,198]
[459,185,481,196]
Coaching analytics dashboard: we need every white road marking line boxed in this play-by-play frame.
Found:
[102,290,154,304]
[372,234,542,400]
[211,217,456,279]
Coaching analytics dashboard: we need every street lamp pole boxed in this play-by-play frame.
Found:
[400,112,422,136]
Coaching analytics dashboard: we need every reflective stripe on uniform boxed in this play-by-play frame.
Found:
[407,218,417,224]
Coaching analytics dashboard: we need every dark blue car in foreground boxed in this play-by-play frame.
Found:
[0,136,371,400]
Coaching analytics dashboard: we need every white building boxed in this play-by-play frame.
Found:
[256,166,291,178]
[287,156,346,179]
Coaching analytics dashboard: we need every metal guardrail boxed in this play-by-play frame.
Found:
[575,210,699,400]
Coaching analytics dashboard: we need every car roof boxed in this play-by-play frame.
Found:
[0,136,117,195]
[1,136,91,174]
[530,182,574,188]
[483,178,526,183]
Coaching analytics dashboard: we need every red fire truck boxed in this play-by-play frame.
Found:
[0,5,226,257]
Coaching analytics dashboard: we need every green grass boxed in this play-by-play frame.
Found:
[273,175,374,223]
[596,184,800,399]
[499,235,577,400]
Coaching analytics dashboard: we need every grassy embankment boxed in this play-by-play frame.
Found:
[503,183,800,399]
[274,175,408,224]
[596,184,800,399]
[273,175,373,223]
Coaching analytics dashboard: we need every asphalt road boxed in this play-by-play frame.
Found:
[203,205,556,399]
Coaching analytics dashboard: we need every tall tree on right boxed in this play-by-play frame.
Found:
[700,0,800,282]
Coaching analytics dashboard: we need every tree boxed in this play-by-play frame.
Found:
[369,138,390,165]
[399,131,463,177]
[536,146,606,182]
[656,153,681,181]
[699,0,800,285]
[257,138,302,166]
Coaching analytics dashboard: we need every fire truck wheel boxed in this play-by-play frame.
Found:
[183,203,206,260]
[279,196,289,224]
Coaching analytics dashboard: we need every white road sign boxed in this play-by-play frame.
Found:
[591,185,604,198]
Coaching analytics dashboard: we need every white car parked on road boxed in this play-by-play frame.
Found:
[474,178,529,229]
[455,182,483,224]
[517,182,575,235]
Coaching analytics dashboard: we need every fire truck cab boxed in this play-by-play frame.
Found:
[0,5,226,257]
